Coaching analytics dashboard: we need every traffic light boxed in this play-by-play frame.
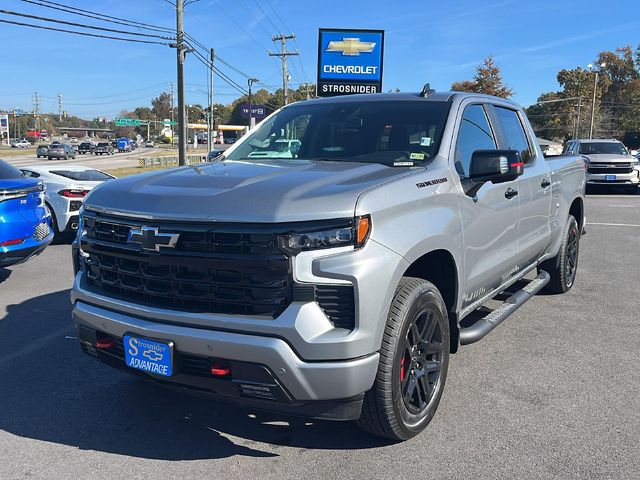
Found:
[63,111,68,118]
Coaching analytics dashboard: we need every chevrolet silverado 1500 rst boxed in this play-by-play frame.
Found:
[71,91,585,440]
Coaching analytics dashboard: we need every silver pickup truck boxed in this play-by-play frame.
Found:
[71,91,585,440]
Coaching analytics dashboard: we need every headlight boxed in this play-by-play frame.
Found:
[631,157,639,166]
[279,215,371,255]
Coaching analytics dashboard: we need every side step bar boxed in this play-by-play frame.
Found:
[459,270,550,346]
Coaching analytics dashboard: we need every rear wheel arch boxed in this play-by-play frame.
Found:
[402,249,460,353]
[569,197,584,231]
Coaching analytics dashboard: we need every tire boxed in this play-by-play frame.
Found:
[48,156,52,160]
[358,277,450,441]
[540,215,580,294]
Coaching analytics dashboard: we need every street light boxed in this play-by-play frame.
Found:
[248,77,259,129]
[587,62,606,139]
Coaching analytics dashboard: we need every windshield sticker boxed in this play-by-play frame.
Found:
[420,137,432,146]
[393,161,414,166]
[416,177,448,188]
[409,152,425,160]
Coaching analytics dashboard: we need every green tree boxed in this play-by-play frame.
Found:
[451,56,513,98]
[151,92,172,121]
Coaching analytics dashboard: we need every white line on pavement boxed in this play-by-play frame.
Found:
[586,222,640,227]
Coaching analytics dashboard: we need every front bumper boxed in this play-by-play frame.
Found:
[0,237,52,267]
[72,300,378,419]
[586,170,640,186]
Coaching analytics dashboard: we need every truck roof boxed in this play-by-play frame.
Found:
[287,91,521,107]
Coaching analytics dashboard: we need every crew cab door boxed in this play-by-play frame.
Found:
[453,103,520,309]
[492,106,551,265]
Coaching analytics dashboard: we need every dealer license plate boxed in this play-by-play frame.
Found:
[605,175,617,181]
[123,335,173,376]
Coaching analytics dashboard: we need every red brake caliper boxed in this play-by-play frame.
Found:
[400,355,406,382]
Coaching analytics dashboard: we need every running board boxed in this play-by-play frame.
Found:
[459,270,550,346]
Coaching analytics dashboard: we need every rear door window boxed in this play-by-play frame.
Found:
[494,107,533,164]
[50,170,114,181]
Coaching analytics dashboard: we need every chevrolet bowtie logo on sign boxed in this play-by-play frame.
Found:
[128,226,179,252]
[326,37,376,56]
[317,28,384,97]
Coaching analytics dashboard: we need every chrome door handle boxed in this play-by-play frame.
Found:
[541,178,551,188]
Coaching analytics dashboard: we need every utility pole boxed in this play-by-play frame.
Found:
[209,48,214,149]
[169,82,175,145]
[588,62,606,140]
[574,97,582,139]
[269,34,298,105]
[33,92,40,131]
[57,94,63,121]
[175,0,187,166]
[248,78,259,129]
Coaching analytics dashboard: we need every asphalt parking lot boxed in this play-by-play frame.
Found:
[1,192,639,480]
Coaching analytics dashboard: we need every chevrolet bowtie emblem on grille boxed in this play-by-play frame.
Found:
[128,226,179,252]
[326,37,376,56]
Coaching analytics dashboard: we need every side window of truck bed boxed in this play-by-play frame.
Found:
[454,104,497,177]
[494,107,533,164]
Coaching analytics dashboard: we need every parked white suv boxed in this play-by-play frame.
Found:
[564,138,640,193]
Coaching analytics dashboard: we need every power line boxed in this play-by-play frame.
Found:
[262,0,309,85]
[0,18,171,45]
[0,8,175,40]
[19,0,174,33]
[183,33,276,92]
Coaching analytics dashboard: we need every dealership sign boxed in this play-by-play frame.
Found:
[317,28,384,97]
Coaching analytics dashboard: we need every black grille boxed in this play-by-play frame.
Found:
[84,214,282,255]
[587,163,633,174]
[84,247,291,317]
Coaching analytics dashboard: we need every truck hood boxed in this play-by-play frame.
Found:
[583,154,634,163]
[84,159,418,222]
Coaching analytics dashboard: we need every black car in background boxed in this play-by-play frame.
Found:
[78,142,94,154]
[94,142,114,155]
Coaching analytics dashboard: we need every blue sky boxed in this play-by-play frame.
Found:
[1,0,638,118]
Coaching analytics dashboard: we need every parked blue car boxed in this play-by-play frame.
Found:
[0,159,53,267]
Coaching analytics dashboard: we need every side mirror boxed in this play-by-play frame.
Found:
[469,150,523,184]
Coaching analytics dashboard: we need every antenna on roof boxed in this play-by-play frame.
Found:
[419,83,436,97]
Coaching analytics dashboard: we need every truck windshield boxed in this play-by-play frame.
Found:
[226,100,450,165]
[579,142,628,155]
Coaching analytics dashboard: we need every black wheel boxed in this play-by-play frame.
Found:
[358,277,449,441]
[540,215,580,294]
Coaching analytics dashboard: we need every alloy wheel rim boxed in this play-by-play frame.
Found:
[400,307,443,415]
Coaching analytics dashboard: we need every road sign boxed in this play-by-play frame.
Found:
[162,120,177,126]
[114,118,142,127]
[317,28,385,97]
[240,104,267,119]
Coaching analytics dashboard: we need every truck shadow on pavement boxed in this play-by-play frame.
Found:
[0,290,391,461]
